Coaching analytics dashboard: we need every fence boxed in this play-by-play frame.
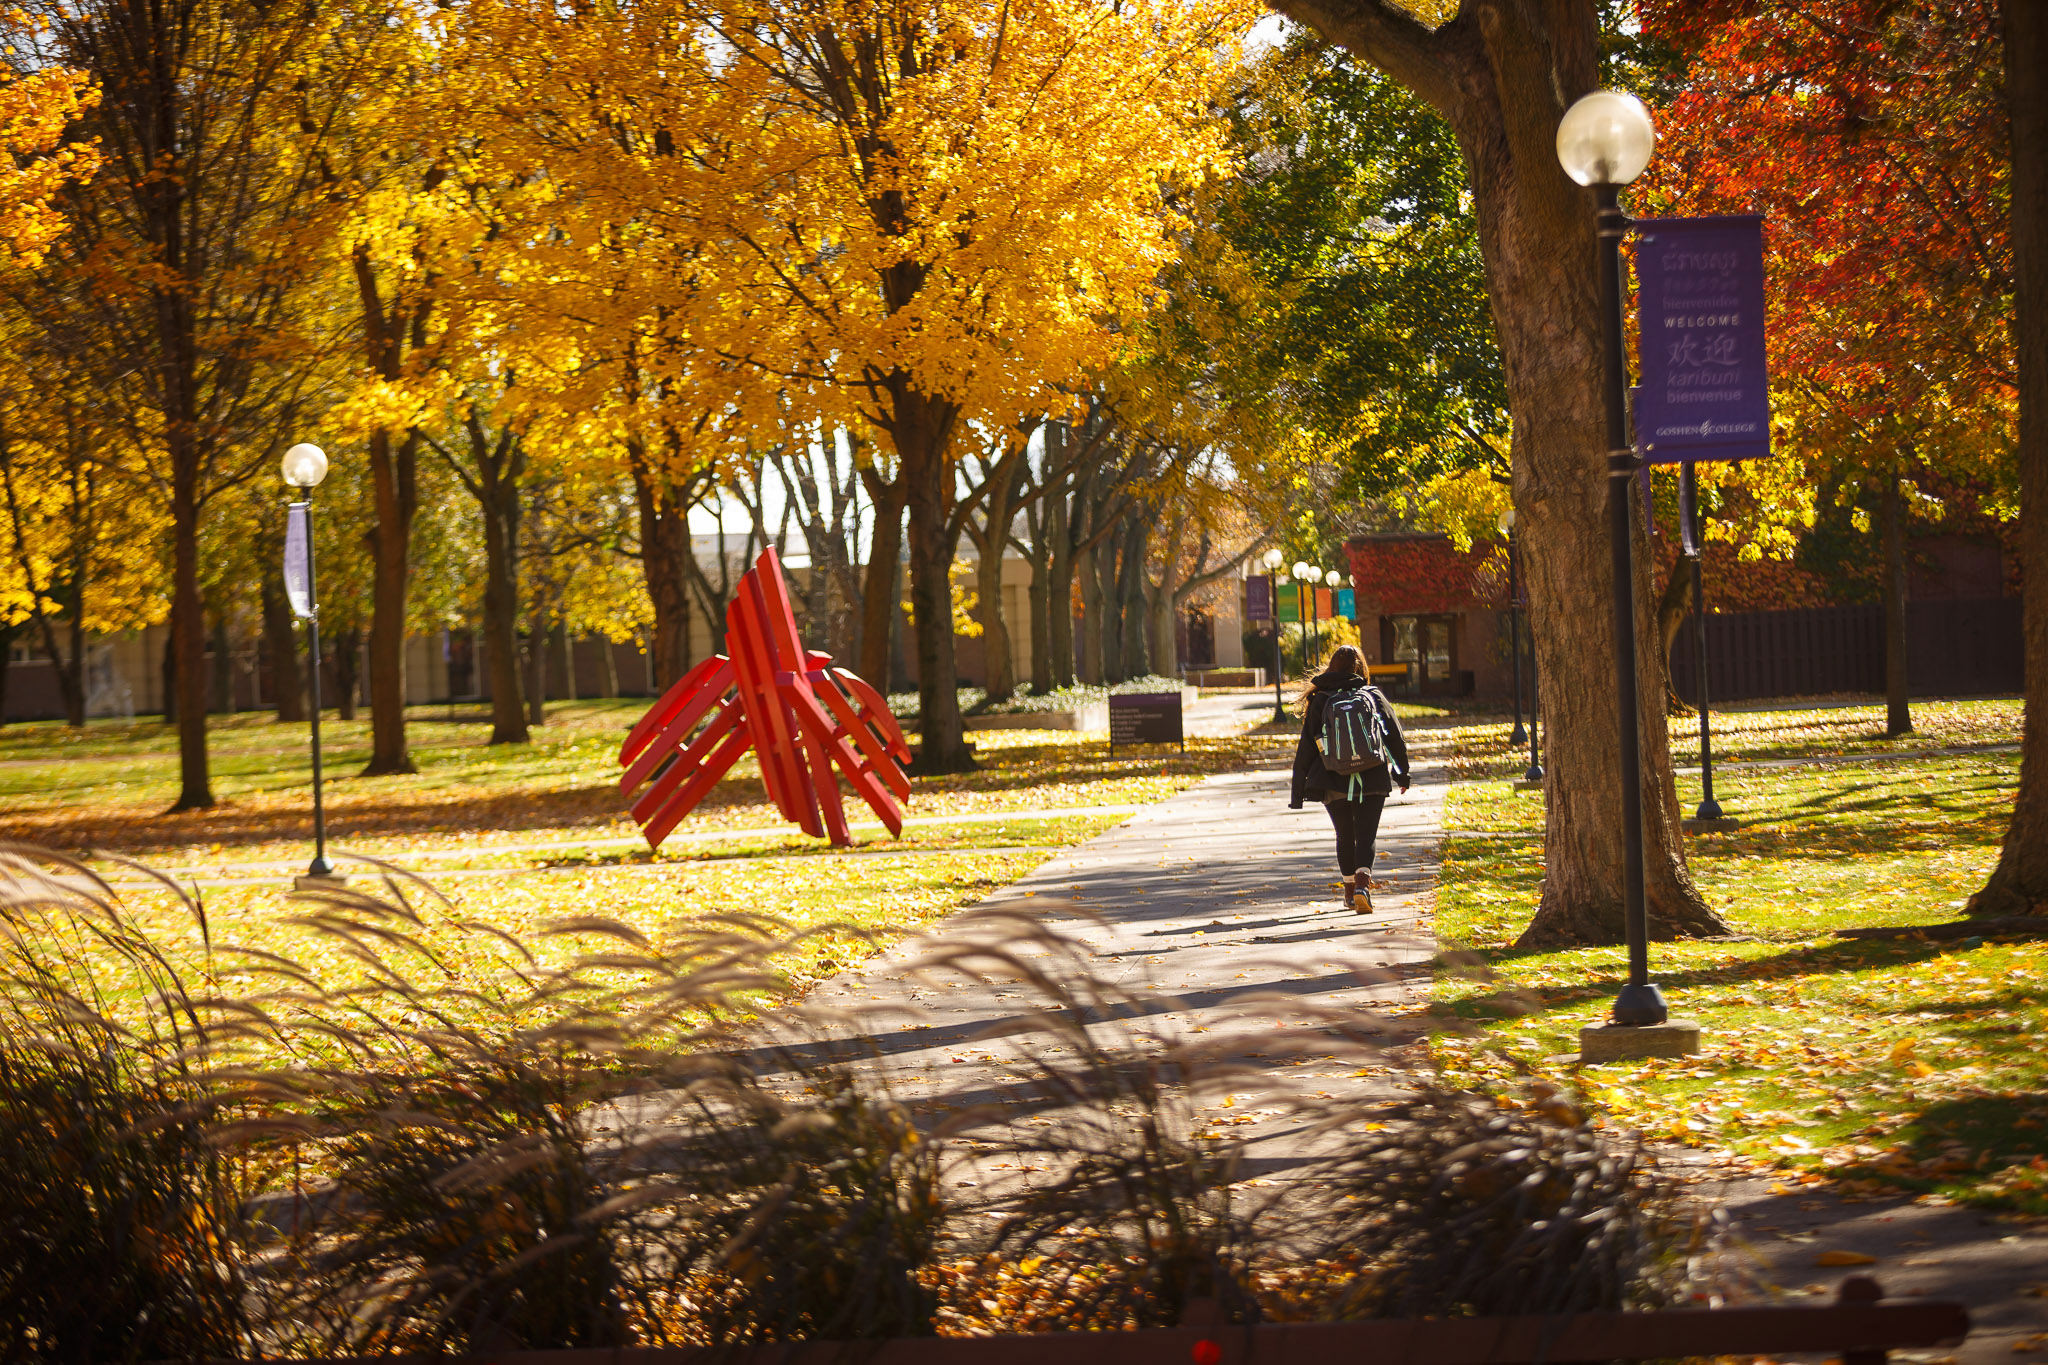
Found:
[301,1278,1967,1365]
[1669,597,2023,704]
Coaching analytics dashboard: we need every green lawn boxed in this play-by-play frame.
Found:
[0,700,1288,863]
[1430,700,2044,1213]
[0,701,1292,1043]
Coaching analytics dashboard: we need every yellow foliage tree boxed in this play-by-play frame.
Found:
[448,0,1256,769]
[0,47,93,268]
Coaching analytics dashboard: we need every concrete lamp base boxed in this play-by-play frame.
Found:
[1682,817,1742,835]
[293,872,349,893]
[1579,1018,1703,1063]
[1512,778,1545,793]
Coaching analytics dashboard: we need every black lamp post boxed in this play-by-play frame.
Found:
[1294,560,1320,669]
[1499,508,1527,747]
[1263,547,1286,720]
[282,441,339,887]
[1682,461,1725,821]
[1558,89,1665,1030]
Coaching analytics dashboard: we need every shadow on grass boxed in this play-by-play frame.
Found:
[0,735,1282,857]
[1832,1089,2048,1213]
[1433,935,2002,1020]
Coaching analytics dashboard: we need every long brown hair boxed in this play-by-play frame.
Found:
[1298,644,1364,708]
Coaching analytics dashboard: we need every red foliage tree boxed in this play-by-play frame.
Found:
[1638,0,2014,737]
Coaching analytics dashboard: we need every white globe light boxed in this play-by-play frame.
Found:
[1556,90,1656,187]
[1324,569,1342,587]
[1498,507,1516,534]
[1261,546,1284,571]
[282,442,329,488]
[1292,560,1313,581]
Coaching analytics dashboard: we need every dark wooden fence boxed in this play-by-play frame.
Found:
[300,1279,1967,1365]
[1669,597,2023,704]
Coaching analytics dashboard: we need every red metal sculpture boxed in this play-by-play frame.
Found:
[618,547,912,849]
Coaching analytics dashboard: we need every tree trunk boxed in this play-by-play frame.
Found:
[1655,554,1695,716]
[1047,484,1076,687]
[332,625,361,722]
[263,575,306,723]
[1026,514,1055,694]
[1263,0,1726,945]
[558,626,578,702]
[480,454,528,742]
[1969,0,2048,917]
[857,469,906,690]
[169,470,212,808]
[1077,543,1103,684]
[1118,517,1151,679]
[209,614,234,715]
[898,392,974,772]
[974,536,1015,699]
[1883,466,1913,737]
[161,602,177,724]
[364,427,418,774]
[527,615,548,729]
[628,439,698,691]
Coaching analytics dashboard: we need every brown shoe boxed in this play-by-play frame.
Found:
[1354,877,1374,915]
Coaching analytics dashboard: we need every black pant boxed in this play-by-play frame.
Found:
[1324,795,1388,877]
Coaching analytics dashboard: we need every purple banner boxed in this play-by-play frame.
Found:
[1634,215,1770,464]
[1245,574,1272,621]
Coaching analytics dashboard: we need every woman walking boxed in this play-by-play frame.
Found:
[1288,645,1409,912]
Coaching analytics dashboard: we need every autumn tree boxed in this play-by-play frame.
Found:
[1256,0,1728,946]
[0,332,166,725]
[1974,0,2046,918]
[3,0,357,808]
[1640,0,2014,741]
[0,50,92,268]
[452,0,1251,771]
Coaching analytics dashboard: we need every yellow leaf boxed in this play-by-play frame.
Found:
[1814,1250,1879,1267]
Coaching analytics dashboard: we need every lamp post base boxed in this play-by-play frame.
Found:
[1509,723,1527,746]
[1579,1018,1702,1063]
[294,857,346,892]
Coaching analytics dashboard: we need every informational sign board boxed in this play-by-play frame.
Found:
[284,502,314,619]
[1276,583,1300,622]
[1245,574,1272,621]
[1108,691,1184,755]
[1335,587,1355,619]
[1634,215,1771,464]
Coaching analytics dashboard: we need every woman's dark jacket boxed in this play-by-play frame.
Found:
[1289,675,1410,808]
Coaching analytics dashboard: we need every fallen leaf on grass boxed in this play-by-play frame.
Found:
[1814,1250,1879,1267]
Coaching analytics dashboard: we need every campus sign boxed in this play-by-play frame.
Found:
[1634,215,1770,464]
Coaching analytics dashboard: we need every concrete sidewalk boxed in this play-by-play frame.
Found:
[704,724,1454,1183]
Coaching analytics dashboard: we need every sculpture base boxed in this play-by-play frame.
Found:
[1579,1019,1702,1063]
